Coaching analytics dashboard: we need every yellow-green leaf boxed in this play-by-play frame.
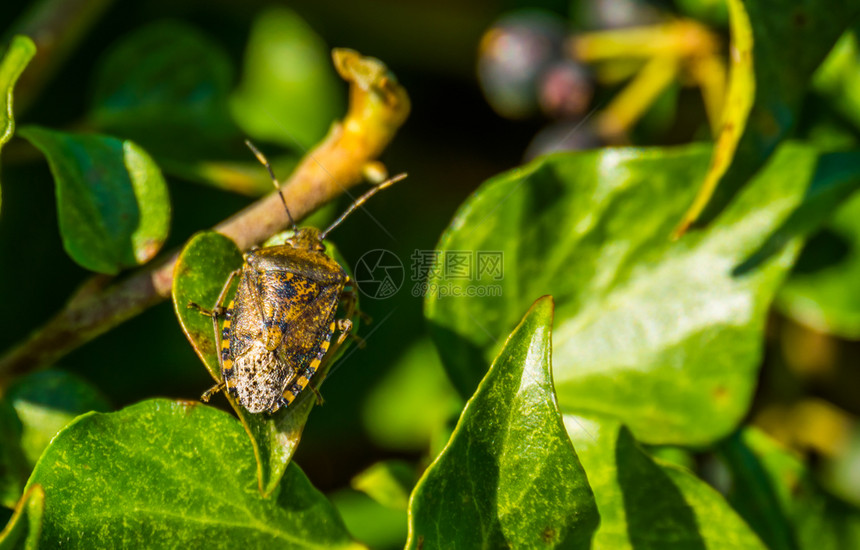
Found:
[677,0,860,232]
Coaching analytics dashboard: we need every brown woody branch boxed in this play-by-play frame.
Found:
[0,49,410,385]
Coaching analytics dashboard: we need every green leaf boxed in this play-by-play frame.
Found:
[6,369,111,467]
[330,489,407,550]
[814,29,860,133]
[0,399,27,509]
[0,35,36,215]
[231,7,342,149]
[24,399,361,548]
[173,230,357,497]
[0,36,35,148]
[20,126,170,274]
[361,337,461,451]
[778,158,860,337]
[644,445,696,472]
[0,485,44,550]
[408,296,599,549]
[89,21,238,158]
[429,143,860,445]
[565,415,767,549]
[351,460,415,511]
[173,231,244,384]
[719,428,860,550]
[678,0,860,230]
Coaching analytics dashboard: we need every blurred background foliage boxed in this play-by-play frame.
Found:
[1,0,860,547]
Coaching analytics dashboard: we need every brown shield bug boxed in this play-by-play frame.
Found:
[190,141,405,413]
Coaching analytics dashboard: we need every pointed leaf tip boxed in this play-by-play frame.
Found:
[408,298,598,549]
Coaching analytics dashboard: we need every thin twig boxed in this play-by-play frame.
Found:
[0,49,410,385]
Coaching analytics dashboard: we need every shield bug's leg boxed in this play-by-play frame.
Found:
[188,269,240,326]
[309,385,325,405]
[279,318,343,409]
[187,267,239,315]
[187,302,213,316]
[338,287,366,348]
[326,318,355,361]
[348,333,367,349]
[340,285,357,318]
[300,317,354,403]
[201,381,226,402]
[188,269,240,401]
[342,278,372,325]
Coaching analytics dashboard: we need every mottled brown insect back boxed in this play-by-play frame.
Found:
[222,228,347,414]
[191,141,406,414]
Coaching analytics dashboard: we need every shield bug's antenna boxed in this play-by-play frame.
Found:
[245,139,297,232]
[320,173,408,240]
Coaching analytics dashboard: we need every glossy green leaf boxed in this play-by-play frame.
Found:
[0,36,35,149]
[0,35,36,215]
[0,485,44,550]
[361,337,461,451]
[24,399,361,548]
[428,143,860,444]
[351,460,415,511]
[565,415,767,549]
[89,21,238,158]
[778,180,860,338]
[173,230,357,497]
[173,231,244,384]
[719,428,860,550]
[408,296,599,549]
[231,7,342,149]
[20,127,170,274]
[6,369,111,467]
[0,399,27,509]
[679,0,860,230]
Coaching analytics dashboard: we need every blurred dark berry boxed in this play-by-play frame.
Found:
[538,60,594,119]
[524,119,603,161]
[477,11,566,119]
[571,0,659,30]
